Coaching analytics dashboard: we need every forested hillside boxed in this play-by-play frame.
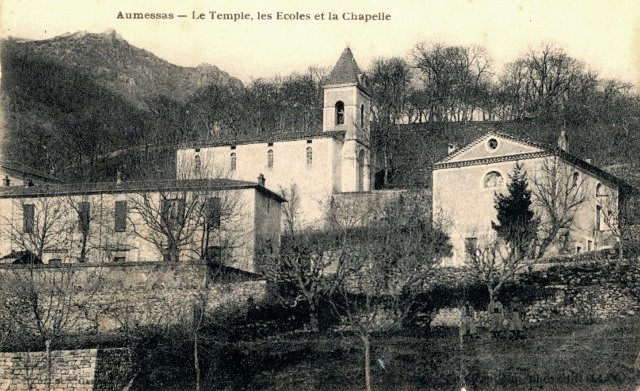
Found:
[0,30,245,180]
[368,43,640,189]
[1,32,638,187]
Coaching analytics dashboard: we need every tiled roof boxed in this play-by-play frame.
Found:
[324,47,364,87]
[1,160,62,182]
[179,130,345,149]
[0,178,287,202]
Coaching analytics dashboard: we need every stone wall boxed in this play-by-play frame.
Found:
[331,189,432,224]
[0,348,131,391]
[524,261,640,323]
[429,259,640,327]
[0,261,268,335]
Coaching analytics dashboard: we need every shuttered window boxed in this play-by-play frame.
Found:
[206,197,221,229]
[78,202,90,233]
[115,201,127,232]
[23,204,35,233]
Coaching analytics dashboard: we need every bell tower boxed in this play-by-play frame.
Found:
[322,48,371,192]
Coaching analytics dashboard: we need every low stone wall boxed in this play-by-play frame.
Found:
[93,279,267,332]
[0,261,268,335]
[429,259,640,327]
[0,348,131,391]
[524,261,640,323]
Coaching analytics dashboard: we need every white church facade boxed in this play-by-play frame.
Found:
[433,131,631,266]
[176,48,372,230]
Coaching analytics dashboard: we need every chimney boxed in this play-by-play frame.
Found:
[447,143,458,155]
[257,173,265,187]
[558,130,568,151]
[116,170,123,185]
[3,175,10,187]
[23,178,34,188]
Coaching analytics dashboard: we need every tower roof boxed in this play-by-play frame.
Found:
[324,47,365,87]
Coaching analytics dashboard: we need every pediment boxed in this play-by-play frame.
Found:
[443,133,545,164]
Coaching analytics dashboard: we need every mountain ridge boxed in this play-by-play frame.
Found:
[1,30,245,181]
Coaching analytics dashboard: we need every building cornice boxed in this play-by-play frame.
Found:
[179,130,346,150]
[0,178,287,203]
[433,151,551,170]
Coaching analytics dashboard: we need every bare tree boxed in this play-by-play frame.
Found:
[0,266,103,345]
[497,43,587,120]
[0,264,104,390]
[260,196,367,332]
[598,188,639,260]
[1,191,120,263]
[64,193,102,263]
[260,229,353,332]
[368,57,413,187]
[126,157,246,262]
[186,263,258,391]
[465,238,527,300]
[1,196,73,261]
[412,42,494,122]
[531,157,588,258]
[330,196,451,391]
[279,184,301,235]
[496,59,529,120]
[127,183,245,263]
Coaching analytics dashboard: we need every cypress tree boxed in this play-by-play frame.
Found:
[492,162,538,257]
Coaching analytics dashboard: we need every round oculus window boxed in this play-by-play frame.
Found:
[487,138,498,150]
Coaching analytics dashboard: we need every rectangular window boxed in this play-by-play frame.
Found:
[596,204,603,231]
[114,201,127,232]
[206,197,222,229]
[78,202,90,233]
[559,232,570,251]
[587,240,593,251]
[161,199,185,226]
[23,204,35,233]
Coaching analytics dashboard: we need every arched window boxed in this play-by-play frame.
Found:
[194,155,201,176]
[335,101,345,125]
[483,171,504,188]
[267,149,274,168]
[230,153,236,171]
[360,104,365,127]
[306,146,312,166]
[595,183,605,197]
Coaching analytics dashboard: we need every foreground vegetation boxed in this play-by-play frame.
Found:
[128,316,640,391]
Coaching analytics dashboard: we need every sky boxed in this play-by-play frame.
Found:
[1,0,640,86]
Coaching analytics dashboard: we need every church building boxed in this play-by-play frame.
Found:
[176,48,372,231]
[433,131,632,266]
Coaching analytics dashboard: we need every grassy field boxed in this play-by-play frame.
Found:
[146,316,640,391]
